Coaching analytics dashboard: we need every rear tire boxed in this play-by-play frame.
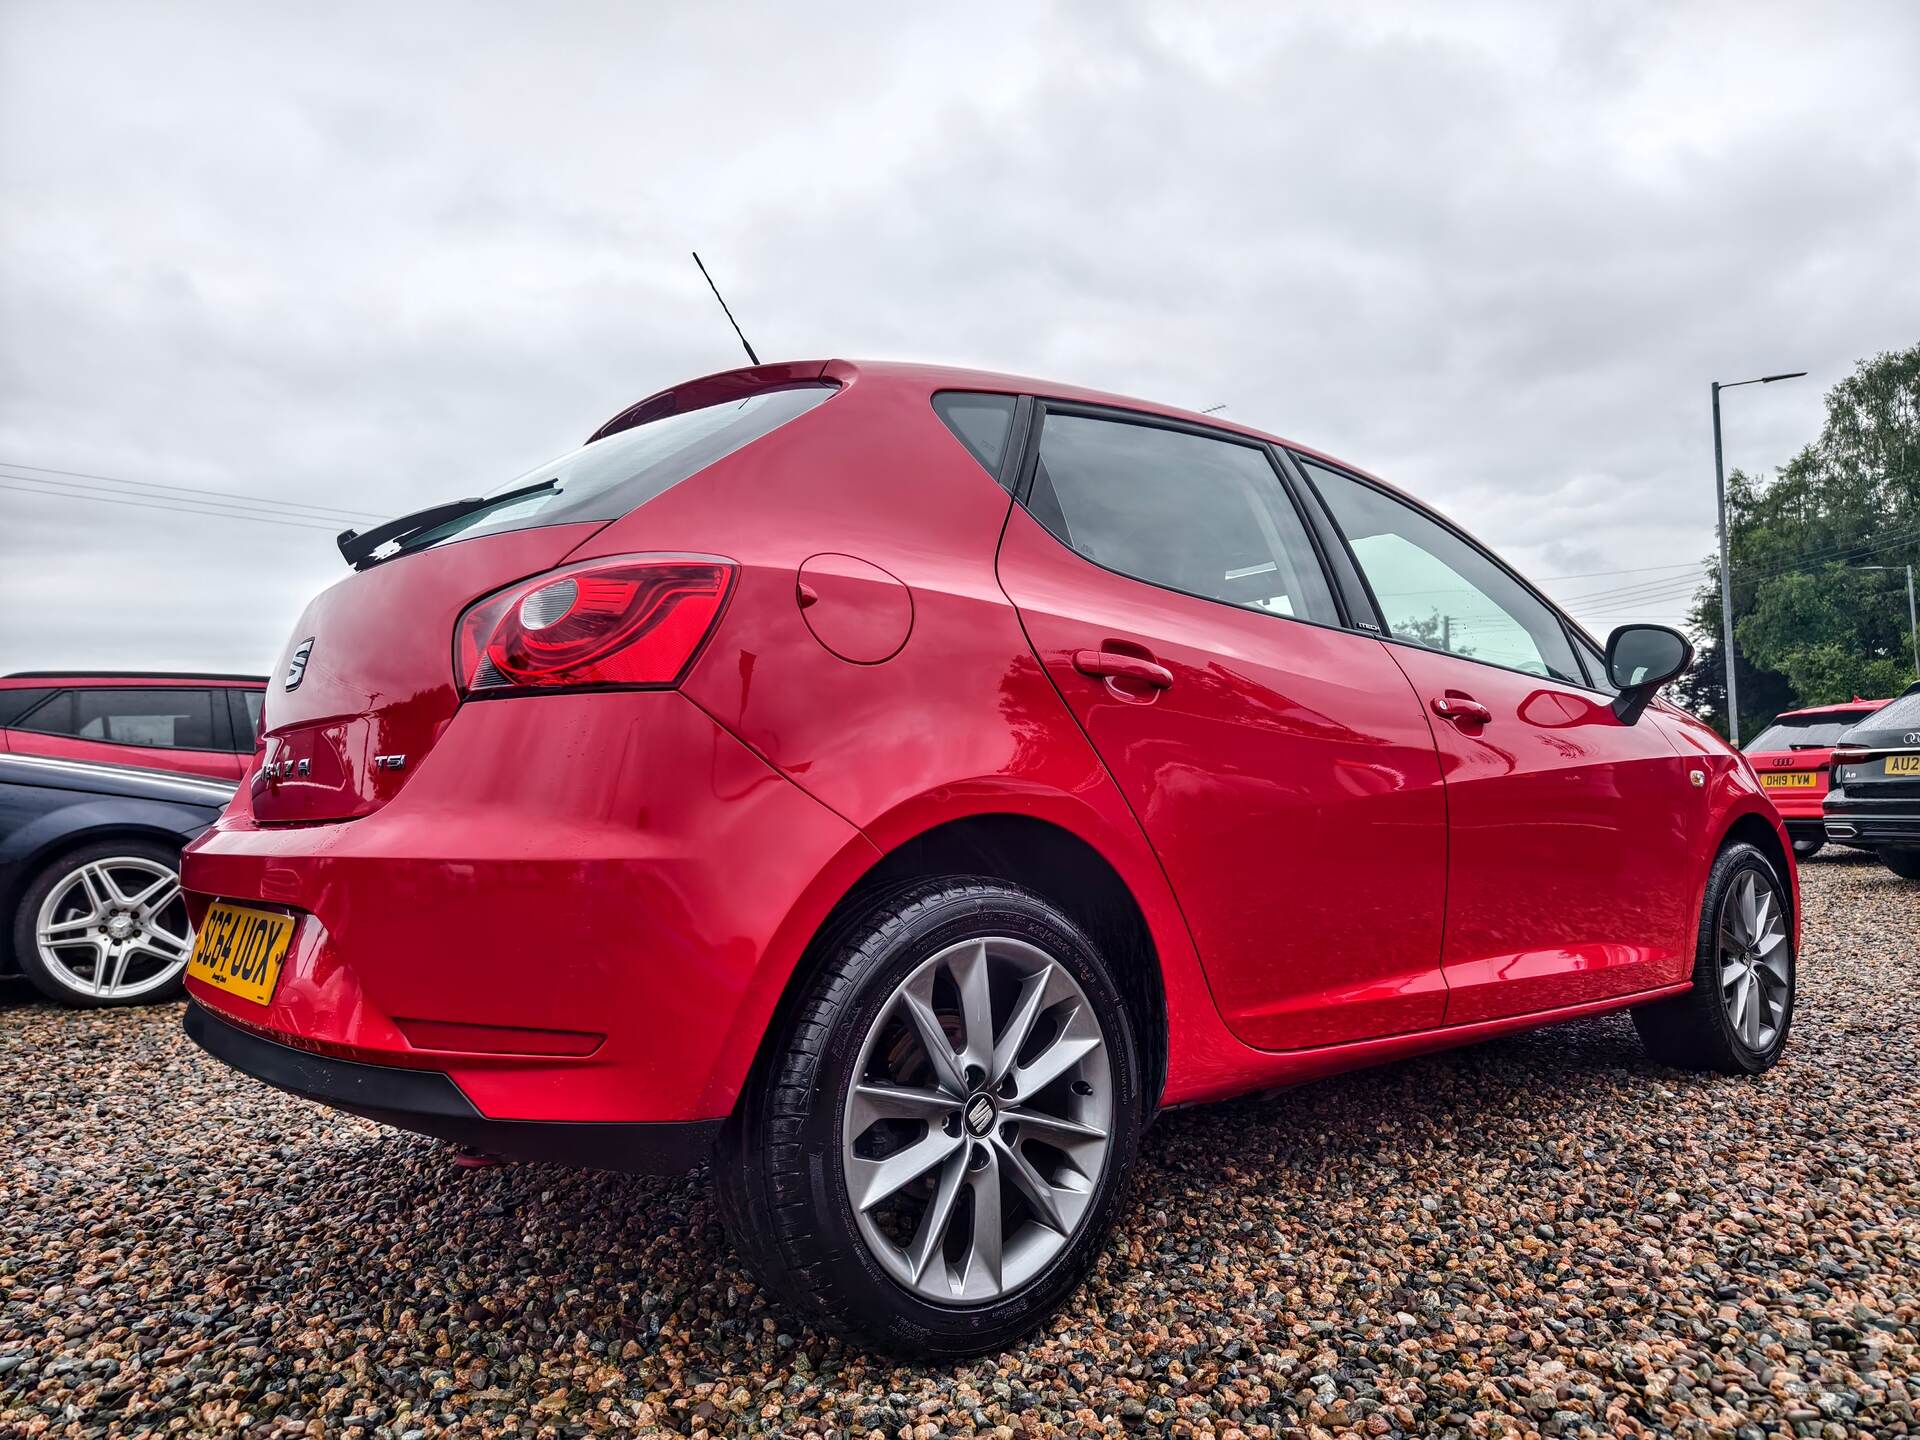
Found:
[1791,835,1823,860]
[714,878,1145,1357]
[1632,842,1793,1074]
[1881,848,1920,880]
[11,839,193,1007]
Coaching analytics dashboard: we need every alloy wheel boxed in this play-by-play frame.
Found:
[840,936,1113,1305]
[34,855,193,1001]
[1717,868,1789,1052]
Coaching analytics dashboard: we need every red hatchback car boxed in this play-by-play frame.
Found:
[0,672,266,781]
[1743,698,1889,858]
[183,360,1797,1354]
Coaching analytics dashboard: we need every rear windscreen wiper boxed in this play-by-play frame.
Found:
[336,479,558,570]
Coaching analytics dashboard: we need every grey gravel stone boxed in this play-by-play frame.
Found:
[2,853,1914,1437]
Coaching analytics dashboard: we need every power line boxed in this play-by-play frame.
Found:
[1554,524,1920,608]
[1,472,365,531]
[0,459,381,524]
[1,479,346,534]
[1532,560,1701,582]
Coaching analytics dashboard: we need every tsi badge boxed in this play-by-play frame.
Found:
[284,638,315,691]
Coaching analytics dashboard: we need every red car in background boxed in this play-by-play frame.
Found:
[1744,697,1889,858]
[0,673,266,782]
[181,359,1797,1355]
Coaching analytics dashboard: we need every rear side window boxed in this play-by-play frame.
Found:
[933,392,1017,483]
[21,688,217,750]
[0,686,54,727]
[1303,460,1583,685]
[233,690,265,749]
[400,384,836,555]
[1026,413,1340,623]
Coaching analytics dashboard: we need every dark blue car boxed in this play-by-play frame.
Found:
[1,753,232,1005]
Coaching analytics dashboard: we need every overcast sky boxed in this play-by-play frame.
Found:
[3,1,1918,677]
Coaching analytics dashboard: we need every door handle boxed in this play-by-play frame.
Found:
[1073,649,1174,689]
[1431,693,1493,725]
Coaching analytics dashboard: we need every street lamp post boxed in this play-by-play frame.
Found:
[1712,371,1806,745]
[1855,564,1920,678]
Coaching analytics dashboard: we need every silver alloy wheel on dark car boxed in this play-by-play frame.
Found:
[840,935,1113,1305]
[34,854,193,1001]
[1717,867,1790,1052]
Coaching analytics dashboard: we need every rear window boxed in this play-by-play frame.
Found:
[1851,688,1920,734]
[1745,713,1874,751]
[399,384,835,555]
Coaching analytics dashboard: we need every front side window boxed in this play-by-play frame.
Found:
[1573,633,1615,694]
[1302,461,1583,685]
[1028,414,1339,623]
[22,688,218,750]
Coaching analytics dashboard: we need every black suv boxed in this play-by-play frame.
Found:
[1825,681,1920,880]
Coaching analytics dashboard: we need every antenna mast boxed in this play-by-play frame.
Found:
[691,251,761,366]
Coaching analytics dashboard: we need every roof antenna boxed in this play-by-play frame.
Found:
[691,251,761,367]
[1201,403,1227,414]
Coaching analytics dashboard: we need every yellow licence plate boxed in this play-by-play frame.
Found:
[188,902,296,1006]
[1760,772,1817,789]
[1887,754,1920,776]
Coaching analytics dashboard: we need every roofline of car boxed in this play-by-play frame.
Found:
[2,671,268,684]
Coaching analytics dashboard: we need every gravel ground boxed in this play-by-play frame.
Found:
[3,853,1915,1439]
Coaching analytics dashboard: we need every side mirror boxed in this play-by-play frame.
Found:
[1606,624,1694,723]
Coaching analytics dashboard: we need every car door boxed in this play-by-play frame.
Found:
[996,406,1450,1050]
[1298,458,1699,1023]
[8,686,242,780]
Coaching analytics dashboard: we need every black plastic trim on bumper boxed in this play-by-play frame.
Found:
[1823,803,1920,848]
[184,1003,722,1175]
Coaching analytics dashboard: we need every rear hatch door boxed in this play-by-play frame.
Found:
[252,525,602,823]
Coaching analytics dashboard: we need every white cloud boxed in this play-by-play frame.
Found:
[3,0,1917,672]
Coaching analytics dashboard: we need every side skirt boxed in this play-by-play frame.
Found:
[1160,980,1693,1109]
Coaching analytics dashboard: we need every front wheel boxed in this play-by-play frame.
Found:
[714,878,1145,1357]
[1881,848,1920,880]
[1632,842,1793,1074]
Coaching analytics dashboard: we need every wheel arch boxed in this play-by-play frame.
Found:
[733,811,1173,1118]
[1718,805,1798,936]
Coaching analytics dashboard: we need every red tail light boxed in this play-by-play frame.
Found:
[1830,745,1870,766]
[455,555,735,694]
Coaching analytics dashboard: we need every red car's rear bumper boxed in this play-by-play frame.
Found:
[181,690,870,1144]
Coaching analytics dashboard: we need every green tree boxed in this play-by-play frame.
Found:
[1679,345,1920,736]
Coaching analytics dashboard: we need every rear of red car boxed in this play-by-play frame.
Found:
[1743,700,1888,855]
[179,364,872,1169]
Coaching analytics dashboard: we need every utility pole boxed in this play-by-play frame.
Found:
[1710,371,1806,745]
[1712,383,1736,743]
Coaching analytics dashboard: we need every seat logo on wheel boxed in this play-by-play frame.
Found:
[966,1095,994,1136]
